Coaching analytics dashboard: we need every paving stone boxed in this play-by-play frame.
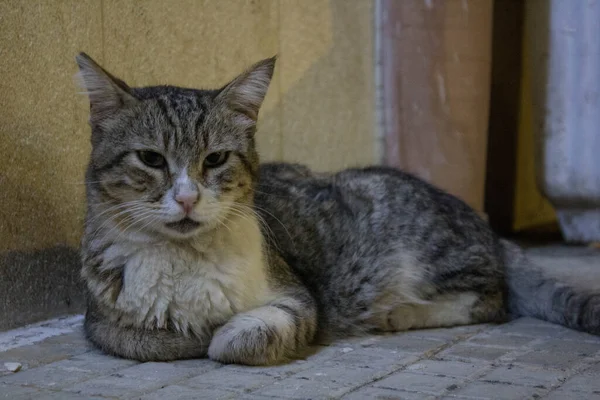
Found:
[2,312,600,400]
[492,318,569,338]
[396,325,490,342]
[0,363,97,389]
[0,350,138,390]
[183,369,278,393]
[64,374,167,398]
[341,386,434,400]
[544,389,600,400]
[554,329,600,343]
[438,344,513,362]
[111,359,221,382]
[366,335,447,354]
[24,390,108,400]
[0,340,89,371]
[583,361,600,375]
[49,350,138,373]
[62,358,219,397]
[41,329,90,350]
[480,365,564,388]
[372,372,460,394]
[327,347,415,370]
[406,359,488,378]
[222,359,314,379]
[253,364,391,399]
[467,333,536,348]
[532,339,600,356]
[138,384,238,400]
[559,374,600,393]
[450,381,544,399]
[513,350,586,370]
[0,383,42,400]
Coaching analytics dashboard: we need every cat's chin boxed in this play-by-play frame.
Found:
[161,217,205,240]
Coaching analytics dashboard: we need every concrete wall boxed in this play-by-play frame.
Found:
[0,0,375,330]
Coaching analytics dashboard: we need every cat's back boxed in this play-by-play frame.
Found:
[258,162,485,226]
[257,162,498,264]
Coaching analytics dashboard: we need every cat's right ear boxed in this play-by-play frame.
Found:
[75,52,138,125]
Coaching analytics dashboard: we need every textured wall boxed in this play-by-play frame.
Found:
[0,0,375,330]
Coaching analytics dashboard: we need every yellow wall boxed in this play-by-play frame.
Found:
[0,0,375,252]
[513,19,557,231]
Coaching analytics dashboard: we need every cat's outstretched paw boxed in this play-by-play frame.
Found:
[208,308,293,365]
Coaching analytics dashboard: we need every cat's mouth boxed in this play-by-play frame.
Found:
[165,218,202,233]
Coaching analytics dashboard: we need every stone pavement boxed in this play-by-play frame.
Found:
[2,316,600,400]
[0,245,599,400]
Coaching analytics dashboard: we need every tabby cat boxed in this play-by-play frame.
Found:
[76,53,600,365]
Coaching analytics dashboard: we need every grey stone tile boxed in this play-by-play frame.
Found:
[49,350,139,374]
[406,359,488,379]
[221,359,314,379]
[583,361,600,375]
[480,365,564,388]
[112,359,220,382]
[342,386,434,400]
[253,364,389,399]
[24,391,107,400]
[365,335,447,353]
[0,383,42,400]
[492,318,568,338]
[451,381,544,399]
[183,369,278,393]
[327,347,414,370]
[532,339,600,356]
[0,341,89,371]
[544,389,600,400]
[139,384,238,400]
[467,333,536,348]
[438,344,513,362]
[1,364,96,389]
[559,374,600,393]
[63,374,166,398]
[372,372,460,394]
[513,351,586,370]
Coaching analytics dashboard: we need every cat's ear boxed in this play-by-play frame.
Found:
[216,56,276,122]
[75,52,138,124]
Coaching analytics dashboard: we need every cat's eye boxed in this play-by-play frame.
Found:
[137,151,166,168]
[203,152,230,168]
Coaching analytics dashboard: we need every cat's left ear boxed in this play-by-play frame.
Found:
[216,56,276,122]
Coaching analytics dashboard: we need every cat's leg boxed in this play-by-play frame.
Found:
[377,291,505,332]
[208,289,318,365]
[84,301,209,361]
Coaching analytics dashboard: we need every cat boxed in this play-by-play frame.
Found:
[76,53,600,366]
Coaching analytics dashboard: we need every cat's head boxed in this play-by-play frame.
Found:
[77,53,275,240]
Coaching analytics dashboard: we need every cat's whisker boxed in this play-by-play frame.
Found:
[88,204,151,235]
[85,200,150,225]
[101,210,160,244]
[235,202,294,244]
[224,204,283,253]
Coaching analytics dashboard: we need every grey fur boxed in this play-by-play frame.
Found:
[77,54,599,366]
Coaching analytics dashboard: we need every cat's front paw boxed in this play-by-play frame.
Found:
[208,313,289,366]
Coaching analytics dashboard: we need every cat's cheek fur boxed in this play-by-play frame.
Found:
[208,306,295,365]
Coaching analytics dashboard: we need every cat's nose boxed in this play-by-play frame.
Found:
[175,190,199,214]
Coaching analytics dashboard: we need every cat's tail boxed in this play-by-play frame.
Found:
[502,239,600,335]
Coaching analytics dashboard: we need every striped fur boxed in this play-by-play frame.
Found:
[77,53,316,365]
[77,53,599,366]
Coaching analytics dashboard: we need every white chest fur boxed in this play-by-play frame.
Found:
[107,215,272,335]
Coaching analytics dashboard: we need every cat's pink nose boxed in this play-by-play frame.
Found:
[175,191,198,214]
